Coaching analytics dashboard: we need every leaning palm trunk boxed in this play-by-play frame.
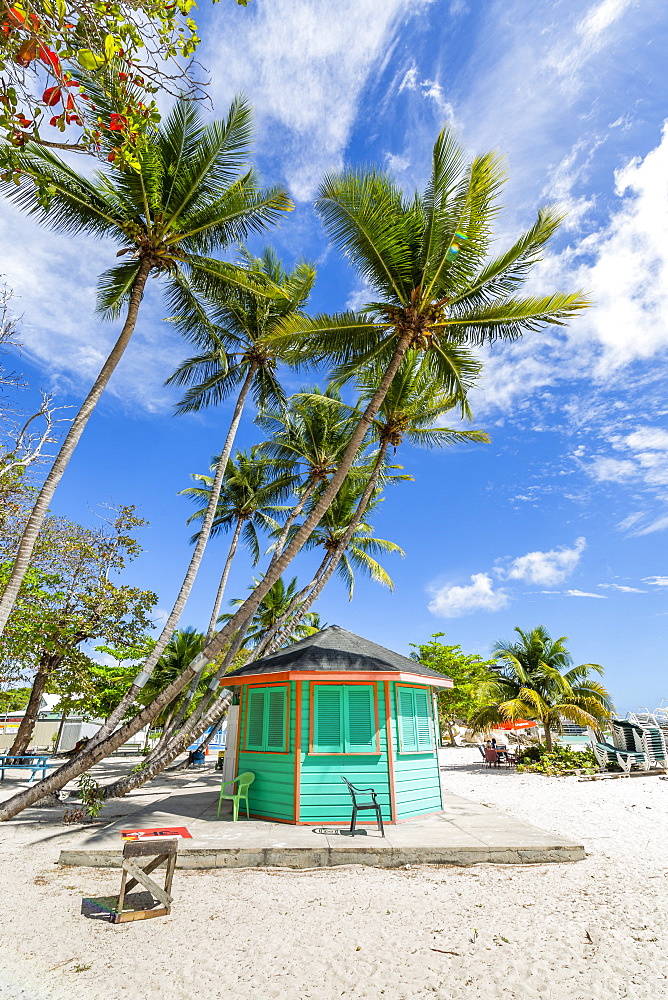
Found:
[0,648,211,820]
[206,517,244,640]
[0,337,410,820]
[85,363,258,752]
[252,553,331,658]
[102,690,234,800]
[272,479,319,557]
[268,444,389,652]
[0,260,152,636]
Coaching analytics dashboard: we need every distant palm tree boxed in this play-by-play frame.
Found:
[256,386,362,556]
[140,628,207,730]
[471,626,613,751]
[219,576,322,648]
[0,97,291,637]
[181,447,292,638]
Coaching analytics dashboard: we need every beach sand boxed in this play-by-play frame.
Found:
[1,748,667,999]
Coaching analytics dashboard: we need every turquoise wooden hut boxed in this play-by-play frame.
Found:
[222,625,453,826]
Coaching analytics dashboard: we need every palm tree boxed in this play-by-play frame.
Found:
[0,97,291,636]
[0,127,591,823]
[471,626,613,751]
[219,576,322,648]
[255,386,362,555]
[90,247,313,746]
[200,126,589,666]
[139,628,207,731]
[181,447,293,639]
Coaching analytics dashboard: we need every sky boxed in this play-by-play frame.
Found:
[1,0,667,714]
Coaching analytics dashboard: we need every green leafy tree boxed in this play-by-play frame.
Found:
[0,0,250,172]
[219,576,322,649]
[471,625,613,751]
[410,633,497,745]
[0,97,291,639]
[0,685,30,712]
[0,506,156,753]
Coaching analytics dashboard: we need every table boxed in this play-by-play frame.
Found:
[0,754,59,783]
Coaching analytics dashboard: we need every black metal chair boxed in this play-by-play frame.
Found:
[341,776,385,837]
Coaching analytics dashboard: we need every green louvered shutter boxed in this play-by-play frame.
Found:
[246,689,266,750]
[414,688,432,751]
[397,686,418,753]
[345,686,376,752]
[266,687,287,751]
[313,685,343,752]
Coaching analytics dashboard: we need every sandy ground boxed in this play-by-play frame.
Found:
[2,748,668,1000]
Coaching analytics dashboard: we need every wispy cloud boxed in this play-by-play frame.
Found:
[428,572,509,618]
[598,583,646,593]
[566,589,607,599]
[644,576,668,587]
[205,0,429,200]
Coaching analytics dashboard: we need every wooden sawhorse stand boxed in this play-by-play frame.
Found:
[111,838,178,923]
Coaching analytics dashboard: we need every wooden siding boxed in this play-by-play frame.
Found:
[237,681,296,822]
[390,682,443,819]
[299,681,392,823]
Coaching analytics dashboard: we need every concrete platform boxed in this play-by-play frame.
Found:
[57,769,584,869]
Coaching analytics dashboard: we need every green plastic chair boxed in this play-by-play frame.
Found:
[217,771,255,820]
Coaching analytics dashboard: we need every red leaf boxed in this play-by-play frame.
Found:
[15,38,36,66]
[42,86,62,107]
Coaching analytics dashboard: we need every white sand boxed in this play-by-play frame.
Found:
[2,748,668,1000]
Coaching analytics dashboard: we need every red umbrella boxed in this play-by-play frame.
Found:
[496,720,537,731]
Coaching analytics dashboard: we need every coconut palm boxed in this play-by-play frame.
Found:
[0,96,291,636]
[255,386,362,556]
[90,247,314,746]
[201,125,589,666]
[470,626,613,751]
[139,628,207,731]
[219,576,322,648]
[181,447,293,639]
[0,127,591,823]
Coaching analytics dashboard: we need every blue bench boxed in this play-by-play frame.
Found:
[0,754,60,784]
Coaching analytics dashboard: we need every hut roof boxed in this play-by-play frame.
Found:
[225,625,451,685]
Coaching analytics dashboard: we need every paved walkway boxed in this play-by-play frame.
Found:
[51,764,584,869]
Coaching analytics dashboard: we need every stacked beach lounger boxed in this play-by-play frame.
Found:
[591,718,668,773]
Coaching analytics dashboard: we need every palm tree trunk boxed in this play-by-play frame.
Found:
[0,258,152,637]
[206,517,244,640]
[254,552,331,657]
[0,337,410,820]
[272,479,318,557]
[8,663,51,756]
[0,647,209,820]
[102,690,233,800]
[269,443,389,648]
[543,719,553,752]
[200,331,413,662]
[84,362,258,752]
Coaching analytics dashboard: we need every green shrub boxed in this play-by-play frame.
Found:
[516,743,597,775]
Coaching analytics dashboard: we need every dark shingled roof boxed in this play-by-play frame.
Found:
[225,625,448,683]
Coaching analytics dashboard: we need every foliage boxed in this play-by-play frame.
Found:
[410,633,497,742]
[515,743,598,776]
[470,625,613,752]
[76,769,103,817]
[0,0,251,176]
[0,684,30,711]
[220,576,322,648]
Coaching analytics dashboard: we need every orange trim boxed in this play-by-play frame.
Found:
[235,687,243,773]
[242,682,291,754]
[293,681,302,824]
[384,680,397,823]
[308,680,381,755]
[395,683,436,755]
[224,670,452,689]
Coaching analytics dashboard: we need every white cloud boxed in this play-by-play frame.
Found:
[635,515,668,537]
[566,589,607,599]
[206,0,428,200]
[428,572,509,618]
[598,583,646,593]
[644,576,668,587]
[589,456,637,482]
[501,537,586,586]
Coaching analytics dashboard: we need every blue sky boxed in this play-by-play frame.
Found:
[1,0,667,713]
